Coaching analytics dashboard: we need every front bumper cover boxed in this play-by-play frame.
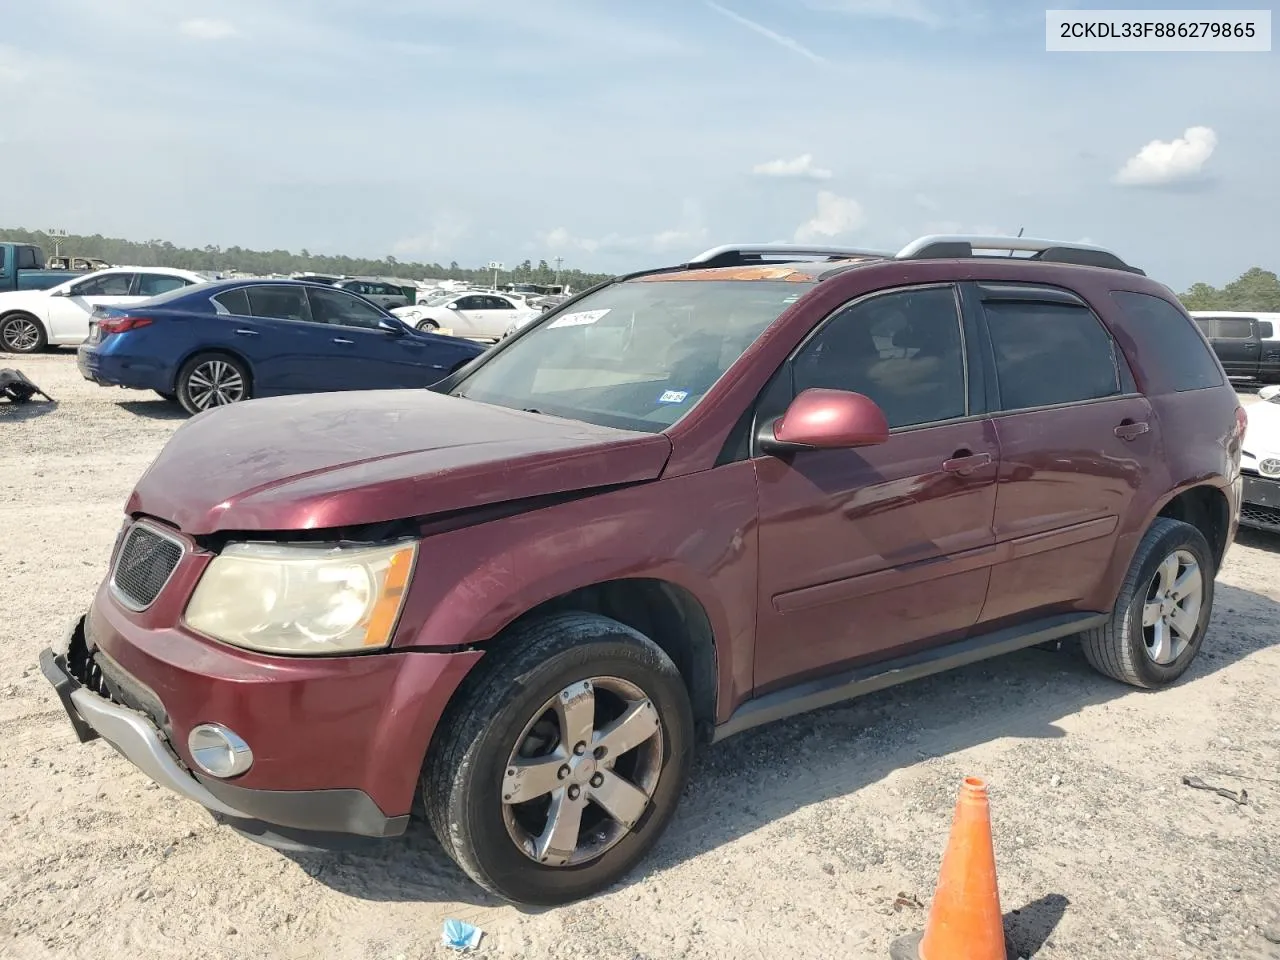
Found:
[40,616,409,851]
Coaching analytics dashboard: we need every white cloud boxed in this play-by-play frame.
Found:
[391,213,471,258]
[794,191,866,242]
[537,202,708,259]
[1114,126,1217,187]
[179,18,237,40]
[705,1,828,64]
[752,153,833,181]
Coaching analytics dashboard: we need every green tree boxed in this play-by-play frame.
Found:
[1179,267,1280,312]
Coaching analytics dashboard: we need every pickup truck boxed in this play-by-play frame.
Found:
[0,242,79,294]
[1190,310,1280,383]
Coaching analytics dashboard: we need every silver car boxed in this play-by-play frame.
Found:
[331,278,410,310]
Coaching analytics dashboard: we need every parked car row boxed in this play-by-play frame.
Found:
[390,292,539,339]
[1190,310,1280,383]
[77,279,485,414]
[40,234,1249,909]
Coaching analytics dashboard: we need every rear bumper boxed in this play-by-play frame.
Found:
[76,342,169,392]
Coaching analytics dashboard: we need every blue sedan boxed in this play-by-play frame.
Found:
[77,279,487,414]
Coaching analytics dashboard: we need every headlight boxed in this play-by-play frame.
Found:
[185,540,417,655]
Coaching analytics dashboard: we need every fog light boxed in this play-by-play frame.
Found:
[187,723,253,778]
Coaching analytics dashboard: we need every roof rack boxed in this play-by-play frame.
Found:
[684,235,1144,276]
[895,234,1144,275]
[686,243,892,269]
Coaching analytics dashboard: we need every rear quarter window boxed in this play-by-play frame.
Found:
[1109,292,1224,392]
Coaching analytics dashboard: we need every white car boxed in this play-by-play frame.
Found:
[1242,384,1280,533]
[0,266,207,354]
[391,292,538,340]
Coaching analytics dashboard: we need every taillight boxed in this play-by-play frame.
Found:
[1236,406,1249,437]
[98,316,154,335]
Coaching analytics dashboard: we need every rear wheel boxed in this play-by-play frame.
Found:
[0,313,47,354]
[1080,518,1214,688]
[424,612,694,906]
[176,353,251,415]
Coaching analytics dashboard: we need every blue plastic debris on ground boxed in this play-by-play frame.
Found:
[441,918,484,951]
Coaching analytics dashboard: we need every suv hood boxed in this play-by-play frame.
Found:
[128,390,673,535]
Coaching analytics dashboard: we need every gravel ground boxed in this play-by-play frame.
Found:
[1,354,1277,960]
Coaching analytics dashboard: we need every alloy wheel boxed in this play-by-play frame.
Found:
[1141,548,1203,664]
[501,677,663,867]
[2,318,41,352]
[187,360,246,409]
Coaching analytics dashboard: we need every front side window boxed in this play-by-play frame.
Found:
[456,295,488,311]
[984,299,1120,410]
[307,287,387,329]
[793,286,967,429]
[246,286,311,323]
[454,279,812,432]
[71,273,135,297]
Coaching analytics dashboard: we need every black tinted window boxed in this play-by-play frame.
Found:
[247,286,311,322]
[456,296,487,310]
[137,273,190,296]
[794,286,966,429]
[71,273,135,296]
[985,300,1120,410]
[1217,318,1253,339]
[1110,293,1224,392]
[1260,320,1275,338]
[307,287,386,329]
[213,288,251,316]
[16,246,39,270]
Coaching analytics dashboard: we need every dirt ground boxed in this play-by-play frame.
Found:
[1,353,1277,960]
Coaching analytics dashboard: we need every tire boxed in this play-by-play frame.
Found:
[0,313,48,354]
[424,612,694,906]
[416,319,439,332]
[1080,517,1215,689]
[176,352,251,415]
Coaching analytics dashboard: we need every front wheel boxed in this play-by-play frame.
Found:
[0,313,48,354]
[176,352,251,415]
[424,612,694,906]
[1080,517,1215,688]
[416,319,439,332]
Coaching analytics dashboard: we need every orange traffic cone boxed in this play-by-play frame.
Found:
[890,777,1007,960]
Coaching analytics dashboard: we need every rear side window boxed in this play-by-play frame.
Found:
[247,286,311,322]
[137,274,190,297]
[984,301,1120,410]
[1110,292,1224,392]
[1260,320,1275,338]
[212,288,251,316]
[16,246,39,270]
[1217,318,1253,339]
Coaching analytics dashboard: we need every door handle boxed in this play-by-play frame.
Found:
[942,451,992,473]
[332,338,354,345]
[1243,342,1259,350]
[233,328,259,336]
[1114,420,1149,440]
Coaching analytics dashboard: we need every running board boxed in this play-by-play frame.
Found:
[712,611,1108,743]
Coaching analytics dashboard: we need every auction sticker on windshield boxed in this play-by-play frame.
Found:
[548,309,610,329]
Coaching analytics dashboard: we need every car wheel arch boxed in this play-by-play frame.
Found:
[467,577,720,744]
[171,346,255,394]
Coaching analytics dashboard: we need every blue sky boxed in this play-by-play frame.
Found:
[2,0,1276,288]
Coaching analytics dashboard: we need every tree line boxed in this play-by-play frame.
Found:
[6,226,1279,309]
[2,227,615,290]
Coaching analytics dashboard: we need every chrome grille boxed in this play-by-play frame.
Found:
[110,523,184,610]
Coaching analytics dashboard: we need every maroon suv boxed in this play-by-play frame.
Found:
[41,236,1245,906]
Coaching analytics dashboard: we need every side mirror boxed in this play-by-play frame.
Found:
[1260,385,1280,402]
[49,288,68,297]
[447,302,459,310]
[760,388,890,454]
[378,318,406,336]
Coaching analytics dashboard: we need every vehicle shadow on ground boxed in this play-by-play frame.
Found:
[289,583,1278,912]
[0,400,58,421]
[1235,528,1280,554]
[117,400,186,421]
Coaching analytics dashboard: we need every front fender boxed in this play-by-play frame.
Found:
[392,462,761,721]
